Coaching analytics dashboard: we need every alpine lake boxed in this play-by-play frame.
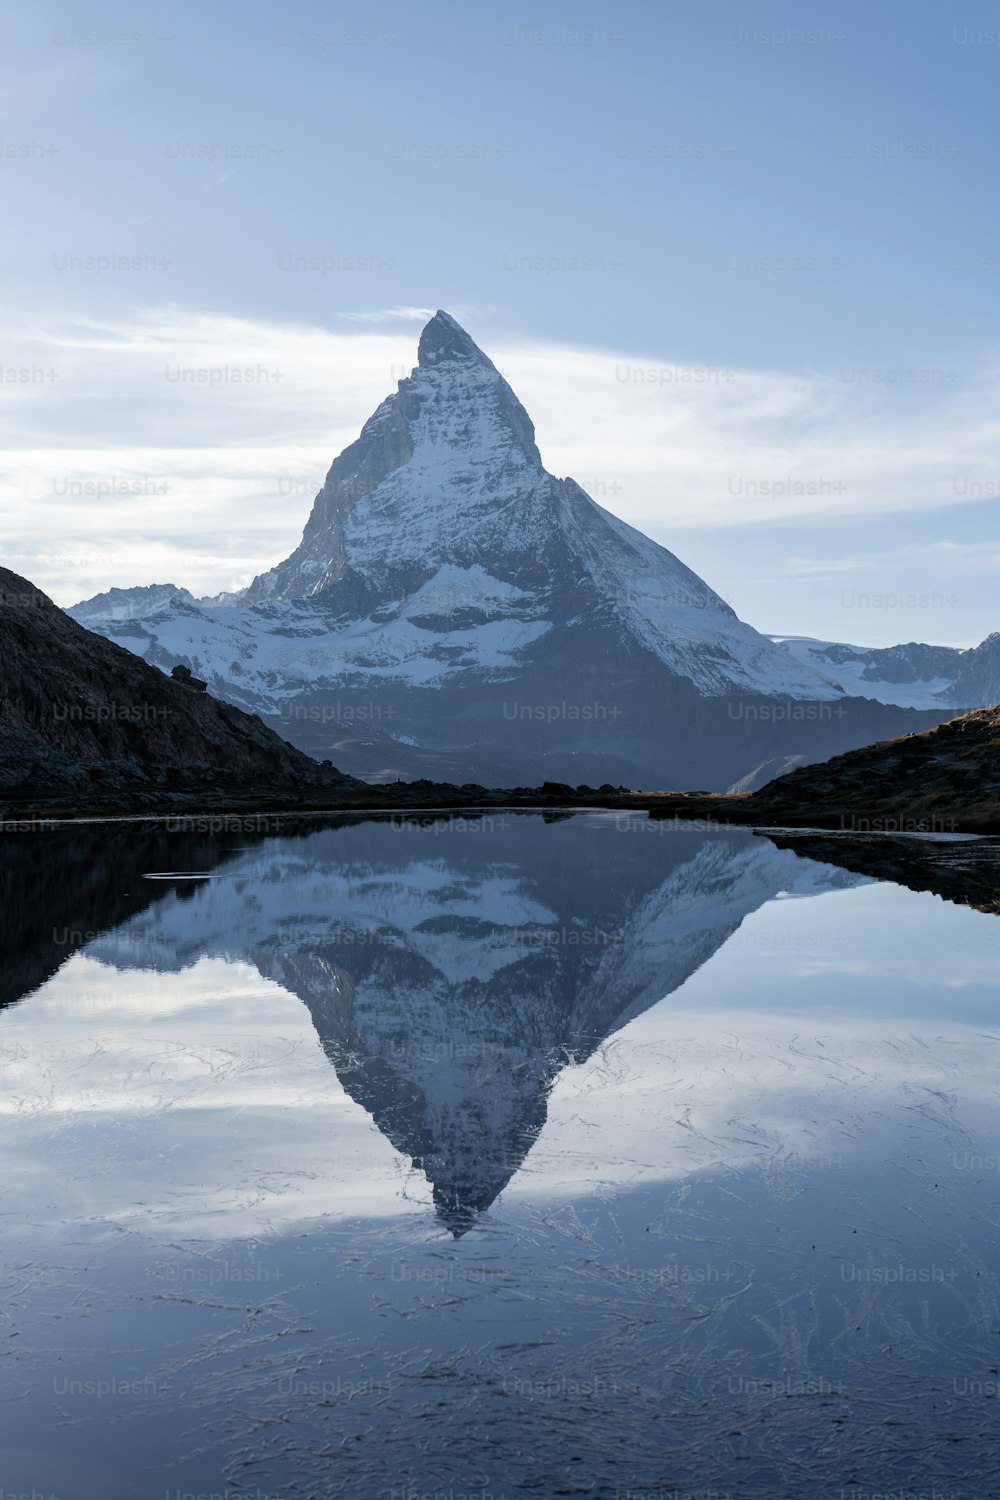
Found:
[2,809,1000,1500]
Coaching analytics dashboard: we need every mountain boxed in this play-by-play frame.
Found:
[70,582,199,623]
[947,631,1000,709]
[750,702,1000,832]
[66,814,865,1234]
[770,636,967,710]
[0,567,357,800]
[69,311,955,790]
[772,633,1000,714]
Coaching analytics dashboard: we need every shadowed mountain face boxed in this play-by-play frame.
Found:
[6,813,867,1235]
[949,631,1000,708]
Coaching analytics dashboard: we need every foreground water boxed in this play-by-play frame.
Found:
[2,810,1000,1499]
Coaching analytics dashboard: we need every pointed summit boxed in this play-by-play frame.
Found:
[417,309,495,370]
[75,310,949,792]
[236,306,543,604]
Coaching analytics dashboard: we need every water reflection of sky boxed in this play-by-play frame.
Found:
[3,817,1000,1499]
[3,874,997,1235]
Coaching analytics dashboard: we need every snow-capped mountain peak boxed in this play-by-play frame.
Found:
[242,310,549,605]
[70,582,198,624]
[418,307,502,370]
[69,310,955,788]
[235,311,836,695]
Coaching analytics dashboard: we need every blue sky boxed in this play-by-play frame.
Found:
[4,0,1000,645]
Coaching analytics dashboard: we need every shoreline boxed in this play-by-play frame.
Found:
[0,785,992,836]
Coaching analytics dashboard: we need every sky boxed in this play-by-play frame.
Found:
[3,0,1000,646]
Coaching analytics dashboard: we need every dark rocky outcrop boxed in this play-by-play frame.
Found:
[0,568,361,800]
[749,704,1000,832]
[170,663,208,692]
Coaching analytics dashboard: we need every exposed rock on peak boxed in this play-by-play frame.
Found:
[68,315,957,788]
[417,308,498,369]
[71,582,198,623]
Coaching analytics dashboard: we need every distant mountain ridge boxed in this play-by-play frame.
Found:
[771,635,998,712]
[71,582,199,623]
[69,311,959,790]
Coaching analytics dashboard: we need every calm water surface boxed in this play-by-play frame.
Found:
[2,811,999,1499]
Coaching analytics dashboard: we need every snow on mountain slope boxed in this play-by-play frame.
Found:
[74,312,840,704]
[69,312,957,788]
[71,582,198,624]
[239,311,843,700]
[84,585,556,711]
[770,635,966,710]
[948,631,1000,709]
[556,484,840,697]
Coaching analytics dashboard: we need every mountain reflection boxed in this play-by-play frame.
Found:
[1,812,865,1233]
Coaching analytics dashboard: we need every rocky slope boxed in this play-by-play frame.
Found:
[0,568,359,799]
[69,311,953,790]
[5,556,997,831]
[750,704,1000,831]
[948,631,1000,709]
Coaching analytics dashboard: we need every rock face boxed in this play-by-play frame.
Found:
[70,582,199,623]
[751,704,1000,832]
[69,311,955,790]
[948,632,1000,711]
[0,568,356,798]
[237,310,802,695]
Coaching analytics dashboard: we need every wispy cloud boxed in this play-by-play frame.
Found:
[337,305,436,323]
[4,303,1000,607]
[783,541,1000,581]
